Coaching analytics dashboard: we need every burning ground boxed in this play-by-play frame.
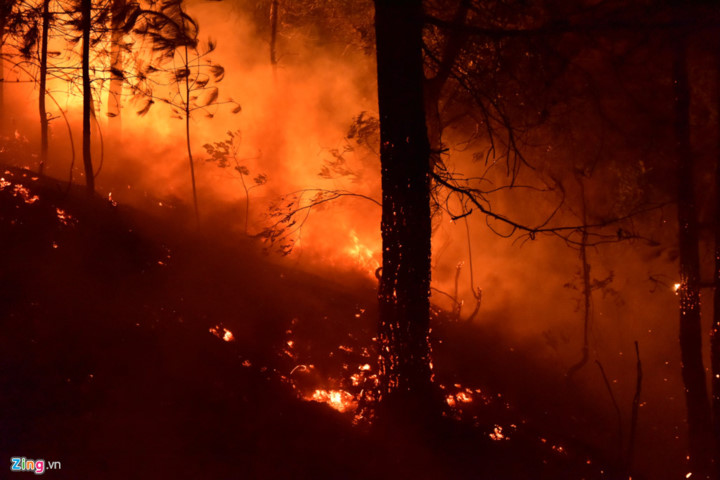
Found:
[0,165,633,479]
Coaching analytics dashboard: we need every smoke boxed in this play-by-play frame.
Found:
[0,1,699,476]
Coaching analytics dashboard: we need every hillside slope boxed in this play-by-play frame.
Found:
[0,166,622,479]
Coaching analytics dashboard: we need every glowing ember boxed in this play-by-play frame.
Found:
[673,283,682,294]
[55,208,74,226]
[443,384,494,411]
[12,184,39,204]
[209,325,234,342]
[0,177,10,190]
[456,391,473,403]
[307,389,357,413]
[489,425,508,441]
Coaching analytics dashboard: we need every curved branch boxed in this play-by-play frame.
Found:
[432,170,666,246]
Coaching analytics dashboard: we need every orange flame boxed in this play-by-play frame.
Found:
[307,389,357,413]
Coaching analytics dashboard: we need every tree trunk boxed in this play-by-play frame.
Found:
[0,14,6,136]
[423,0,469,154]
[108,0,124,134]
[567,175,591,380]
[185,44,199,225]
[712,42,720,479]
[374,0,434,411]
[269,0,279,68]
[674,39,713,478]
[81,0,94,193]
[38,0,50,174]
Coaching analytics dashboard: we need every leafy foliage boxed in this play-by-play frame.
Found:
[204,130,267,233]
[203,130,267,187]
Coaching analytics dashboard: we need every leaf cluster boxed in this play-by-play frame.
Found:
[203,130,267,186]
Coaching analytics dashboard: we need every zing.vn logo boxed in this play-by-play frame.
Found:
[10,457,62,475]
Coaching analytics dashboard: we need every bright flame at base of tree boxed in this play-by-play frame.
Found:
[306,389,357,413]
[346,230,380,276]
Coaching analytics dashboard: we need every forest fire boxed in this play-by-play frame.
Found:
[55,207,73,225]
[489,425,508,441]
[1,0,719,478]
[11,183,39,204]
[209,325,234,342]
[306,389,357,413]
[346,229,379,276]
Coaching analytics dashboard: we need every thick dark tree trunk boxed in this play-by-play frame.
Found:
[374,0,435,410]
[38,0,50,174]
[81,0,94,193]
[674,39,713,478]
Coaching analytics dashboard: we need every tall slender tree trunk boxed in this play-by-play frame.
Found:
[567,175,591,380]
[108,0,124,135]
[239,173,250,235]
[712,43,720,478]
[374,0,435,412]
[269,0,279,70]
[38,0,50,174]
[81,0,94,193]
[185,44,199,225]
[423,0,469,154]
[0,15,6,136]
[674,39,713,478]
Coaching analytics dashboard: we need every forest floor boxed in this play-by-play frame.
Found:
[0,165,631,479]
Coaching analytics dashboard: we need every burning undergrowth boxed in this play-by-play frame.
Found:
[0,164,623,478]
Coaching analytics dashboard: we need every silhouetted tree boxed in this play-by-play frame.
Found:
[265,1,663,417]
[0,0,25,135]
[269,0,279,69]
[129,0,239,224]
[204,130,267,234]
[38,0,51,174]
[712,39,720,477]
[374,0,435,412]
[80,0,94,192]
[11,0,78,174]
[673,37,714,478]
[0,1,10,135]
